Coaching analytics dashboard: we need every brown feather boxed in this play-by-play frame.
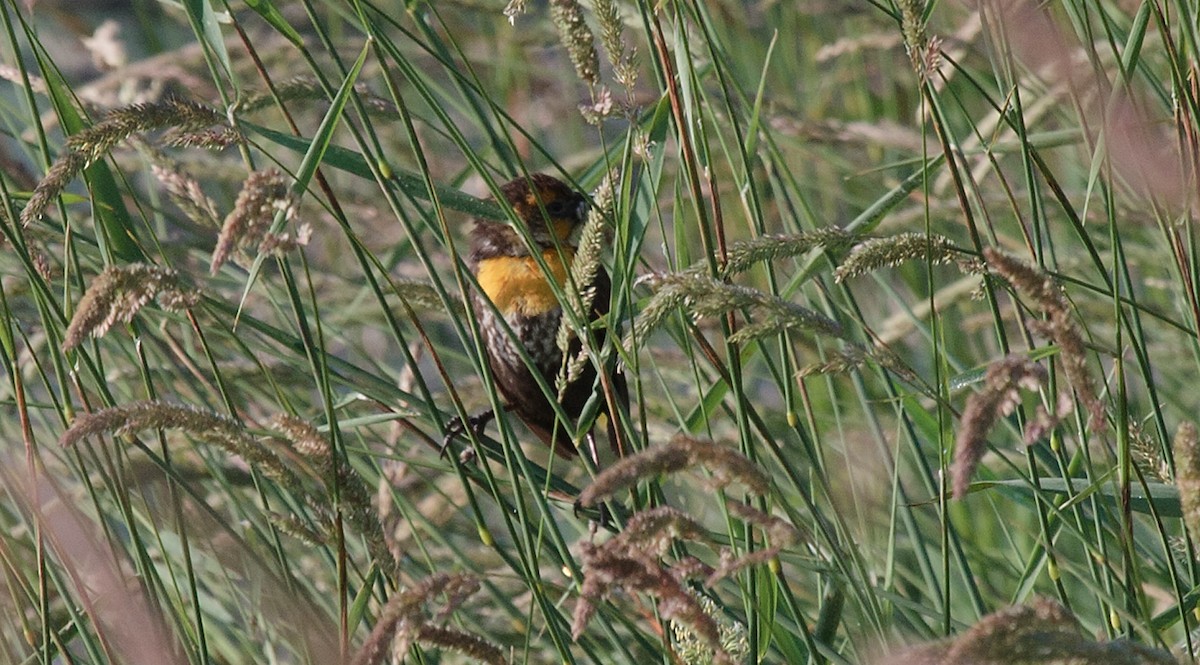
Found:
[467,174,625,457]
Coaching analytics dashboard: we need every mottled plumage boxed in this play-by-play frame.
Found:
[464,174,624,457]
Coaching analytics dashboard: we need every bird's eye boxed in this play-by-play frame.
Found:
[543,200,568,217]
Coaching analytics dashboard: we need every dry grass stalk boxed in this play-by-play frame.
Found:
[411,625,507,665]
[82,20,126,70]
[834,233,984,283]
[669,592,750,665]
[897,0,941,81]
[617,506,708,554]
[705,502,800,586]
[210,168,299,274]
[60,400,308,495]
[715,228,856,279]
[816,33,902,63]
[22,98,226,227]
[571,440,790,659]
[58,401,231,448]
[238,76,397,117]
[62,264,200,351]
[984,248,1104,431]
[550,0,600,87]
[1128,420,1170,483]
[640,229,856,347]
[256,222,312,255]
[270,414,396,573]
[572,503,779,664]
[573,535,734,664]
[579,86,618,124]
[0,63,47,94]
[556,171,617,393]
[57,398,412,573]
[631,272,843,346]
[592,0,637,90]
[60,403,400,572]
[875,597,1177,664]
[151,161,221,228]
[796,343,920,387]
[265,511,328,546]
[952,355,1047,499]
[577,435,770,508]
[350,574,500,665]
[503,0,527,25]
[164,126,242,149]
[797,344,873,378]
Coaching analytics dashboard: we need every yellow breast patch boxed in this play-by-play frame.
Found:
[476,248,575,316]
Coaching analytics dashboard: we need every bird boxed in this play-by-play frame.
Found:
[447,173,626,461]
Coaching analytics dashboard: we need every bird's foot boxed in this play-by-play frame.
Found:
[441,409,496,460]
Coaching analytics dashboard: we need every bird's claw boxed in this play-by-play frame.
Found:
[441,410,496,460]
[571,497,616,531]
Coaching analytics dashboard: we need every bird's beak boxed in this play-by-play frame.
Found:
[574,196,590,223]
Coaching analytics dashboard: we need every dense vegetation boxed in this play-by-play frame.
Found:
[1,0,1198,663]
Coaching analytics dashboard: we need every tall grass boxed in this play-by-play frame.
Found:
[1,0,1198,663]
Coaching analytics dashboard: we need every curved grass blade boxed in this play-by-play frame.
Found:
[233,39,373,326]
[240,121,502,220]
